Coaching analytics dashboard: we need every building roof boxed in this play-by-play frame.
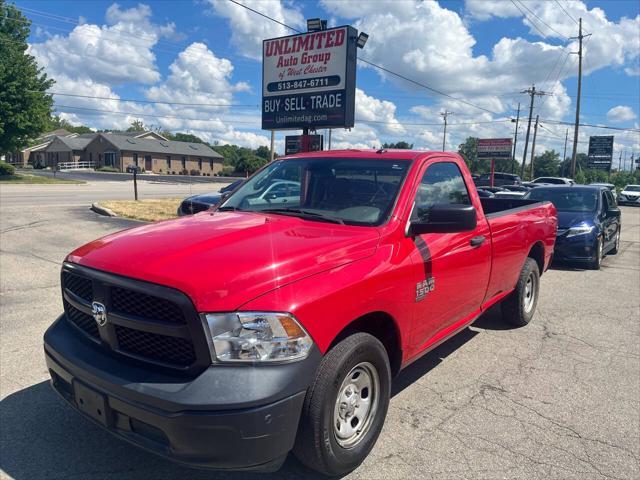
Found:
[102,130,168,140]
[99,134,222,158]
[36,129,72,141]
[56,134,98,151]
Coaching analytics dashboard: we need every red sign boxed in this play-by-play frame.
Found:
[477,138,512,158]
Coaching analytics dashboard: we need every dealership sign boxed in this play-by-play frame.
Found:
[477,138,512,158]
[285,135,324,155]
[262,26,357,130]
[587,135,614,171]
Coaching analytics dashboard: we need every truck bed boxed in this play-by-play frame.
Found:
[480,198,543,218]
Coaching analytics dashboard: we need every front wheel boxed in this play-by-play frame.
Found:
[293,333,391,476]
[501,257,540,327]
[610,228,621,255]
[588,236,603,270]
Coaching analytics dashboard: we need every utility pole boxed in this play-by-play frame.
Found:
[511,103,521,173]
[617,150,622,171]
[440,111,453,151]
[569,18,591,178]
[562,128,569,176]
[520,85,548,178]
[529,115,539,181]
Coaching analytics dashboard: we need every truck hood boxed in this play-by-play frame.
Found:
[67,211,380,311]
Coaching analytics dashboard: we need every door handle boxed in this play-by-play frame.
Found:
[470,235,486,247]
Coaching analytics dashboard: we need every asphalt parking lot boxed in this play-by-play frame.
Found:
[1,183,639,480]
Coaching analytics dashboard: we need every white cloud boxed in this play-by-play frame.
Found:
[319,0,637,123]
[465,0,520,21]
[355,89,405,135]
[28,3,178,86]
[206,0,304,60]
[607,105,637,123]
[145,42,249,109]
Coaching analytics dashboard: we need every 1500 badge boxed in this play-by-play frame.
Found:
[416,277,435,302]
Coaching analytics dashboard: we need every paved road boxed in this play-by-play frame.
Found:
[1,188,639,479]
[0,180,228,207]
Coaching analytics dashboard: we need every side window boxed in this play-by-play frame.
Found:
[606,190,616,207]
[414,162,470,214]
[601,191,609,211]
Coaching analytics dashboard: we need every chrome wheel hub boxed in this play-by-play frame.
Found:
[524,273,536,313]
[333,362,380,448]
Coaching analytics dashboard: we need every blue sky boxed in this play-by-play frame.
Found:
[18,0,640,166]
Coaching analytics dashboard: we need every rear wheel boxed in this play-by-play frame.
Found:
[502,257,540,327]
[588,236,603,269]
[293,333,391,476]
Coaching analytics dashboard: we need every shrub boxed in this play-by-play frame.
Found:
[189,169,201,176]
[97,166,119,173]
[0,162,16,176]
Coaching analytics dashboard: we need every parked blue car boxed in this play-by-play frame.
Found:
[524,185,621,269]
[177,179,245,216]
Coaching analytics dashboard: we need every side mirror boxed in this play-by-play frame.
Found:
[410,204,477,235]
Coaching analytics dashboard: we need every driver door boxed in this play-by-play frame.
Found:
[408,159,491,353]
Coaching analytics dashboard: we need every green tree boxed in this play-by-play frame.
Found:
[0,0,54,154]
[127,119,146,132]
[533,150,561,178]
[255,145,270,159]
[382,141,413,149]
[235,152,267,174]
[46,115,93,135]
[172,132,205,144]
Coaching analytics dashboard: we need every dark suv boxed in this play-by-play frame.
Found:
[474,172,522,187]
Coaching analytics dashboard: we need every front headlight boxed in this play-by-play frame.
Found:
[566,224,595,237]
[204,312,313,362]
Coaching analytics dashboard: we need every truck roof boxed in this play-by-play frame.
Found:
[282,149,448,161]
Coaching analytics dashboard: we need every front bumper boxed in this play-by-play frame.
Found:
[44,316,320,471]
[617,196,640,206]
[553,232,598,262]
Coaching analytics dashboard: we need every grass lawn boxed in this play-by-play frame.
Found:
[0,174,84,184]
[100,198,182,222]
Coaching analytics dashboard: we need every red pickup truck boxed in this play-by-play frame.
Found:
[44,150,557,476]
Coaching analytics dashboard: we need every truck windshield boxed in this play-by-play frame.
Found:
[525,188,598,212]
[219,158,411,226]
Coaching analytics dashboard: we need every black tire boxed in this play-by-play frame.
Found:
[588,236,603,270]
[609,228,621,255]
[501,257,540,327]
[293,332,391,476]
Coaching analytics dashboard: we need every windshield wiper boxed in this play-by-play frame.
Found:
[261,208,345,225]
[216,206,241,212]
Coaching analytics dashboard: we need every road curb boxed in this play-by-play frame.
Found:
[91,202,117,217]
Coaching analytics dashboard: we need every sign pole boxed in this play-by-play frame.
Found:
[328,129,332,150]
[133,168,138,201]
[269,131,275,162]
[490,159,495,187]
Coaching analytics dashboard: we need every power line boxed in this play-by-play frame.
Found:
[553,0,580,27]
[510,0,561,40]
[226,0,502,116]
[53,105,262,124]
[47,92,259,108]
[53,103,514,129]
[514,0,569,40]
[541,119,640,133]
[357,58,500,115]
[227,0,302,33]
